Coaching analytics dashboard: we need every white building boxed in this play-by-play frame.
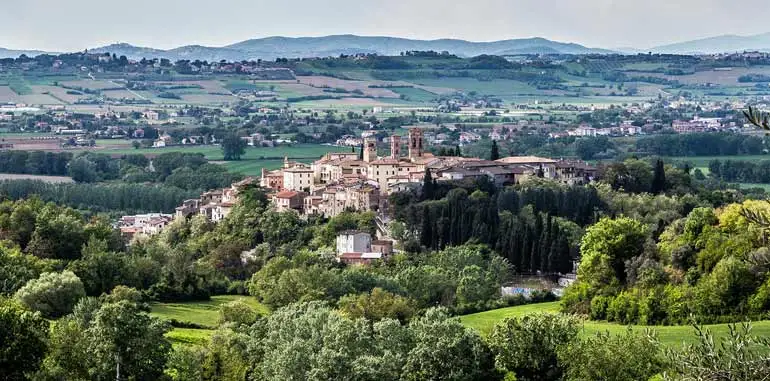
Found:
[336,231,372,255]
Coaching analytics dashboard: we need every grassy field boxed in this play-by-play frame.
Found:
[151,295,268,329]
[151,295,268,345]
[222,159,289,176]
[95,144,348,161]
[459,302,770,348]
[391,87,439,102]
[668,155,770,167]
[737,182,770,191]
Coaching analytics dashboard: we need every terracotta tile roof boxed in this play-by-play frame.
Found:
[274,191,299,198]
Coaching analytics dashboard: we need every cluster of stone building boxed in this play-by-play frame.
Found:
[259,128,597,217]
[118,177,256,241]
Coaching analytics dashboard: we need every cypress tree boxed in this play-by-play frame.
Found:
[358,143,364,160]
[651,159,666,194]
[422,168,434,201]
[490,140,500,161]
[420,205,432,248]
[557,234,573,274]
[455,145,462,157]
[520,225,531,273]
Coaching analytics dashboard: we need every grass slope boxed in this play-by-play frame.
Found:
[151,295,268,329]
[459,302,770,348]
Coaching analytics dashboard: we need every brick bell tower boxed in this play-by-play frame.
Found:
[363,137,377,162]
[390,135,401,159]
[408,128,424,159]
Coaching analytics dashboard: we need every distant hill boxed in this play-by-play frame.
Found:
[0,47,53,59]
[76,35,614,61]
[651,33,770,54]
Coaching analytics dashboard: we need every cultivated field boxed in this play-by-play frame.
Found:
[102,89,147,100]
[297,76,401,98]
[634,66,770,86]
[60,80,122,90]
[31,85,89,103]
[459,301,770,348]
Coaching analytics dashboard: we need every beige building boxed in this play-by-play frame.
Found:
[283,166,314,192]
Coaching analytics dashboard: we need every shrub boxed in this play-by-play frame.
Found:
[606,291,639,324]
[590,295,611,320]
[488,313,580,380]
[218,300,260,326]
[558,329,666,381]
[15,270,86,318]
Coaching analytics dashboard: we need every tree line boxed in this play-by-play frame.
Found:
[562,199,770,325]
[0,180,200,214]
[635,132,767,156]
[708,159,770,183]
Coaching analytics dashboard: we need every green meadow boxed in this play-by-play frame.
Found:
[459,301,770,348]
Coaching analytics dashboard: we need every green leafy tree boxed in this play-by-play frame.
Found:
[0,298,48,380]
[68,156,98,183]
[15,270,86,318]
[68,238,129,296]
[338,287,417,323]
[221,133,247,161]
[577,217,648,289]
[488,313,580,381]
[87,301,172,380]
[558,329,666,381]
[403,308,499,381]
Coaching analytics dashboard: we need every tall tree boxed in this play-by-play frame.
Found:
[358,143,364,161]
[420,205,433,248]
[422,168,434,201]
[221,133,247,161]
[490,140,500,161]
[651,159,666,194]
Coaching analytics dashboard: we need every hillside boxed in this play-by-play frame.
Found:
[81,35,614,61]
[652,33,770,54]
[0,47,53,59]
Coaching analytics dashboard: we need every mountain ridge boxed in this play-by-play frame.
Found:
[7,33,770,60]
[83,35,614,61]
[650,33,770,54]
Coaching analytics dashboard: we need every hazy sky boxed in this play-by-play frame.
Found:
[2,0,770,51]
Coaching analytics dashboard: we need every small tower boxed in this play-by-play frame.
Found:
[390,135,401,159]
[283,155,290,168]
[363,137,377,162]
[408,128,424,159]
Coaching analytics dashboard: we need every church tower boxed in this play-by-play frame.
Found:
[390,135,401,159]
[408,128,424,159]
[363,137,377,162]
